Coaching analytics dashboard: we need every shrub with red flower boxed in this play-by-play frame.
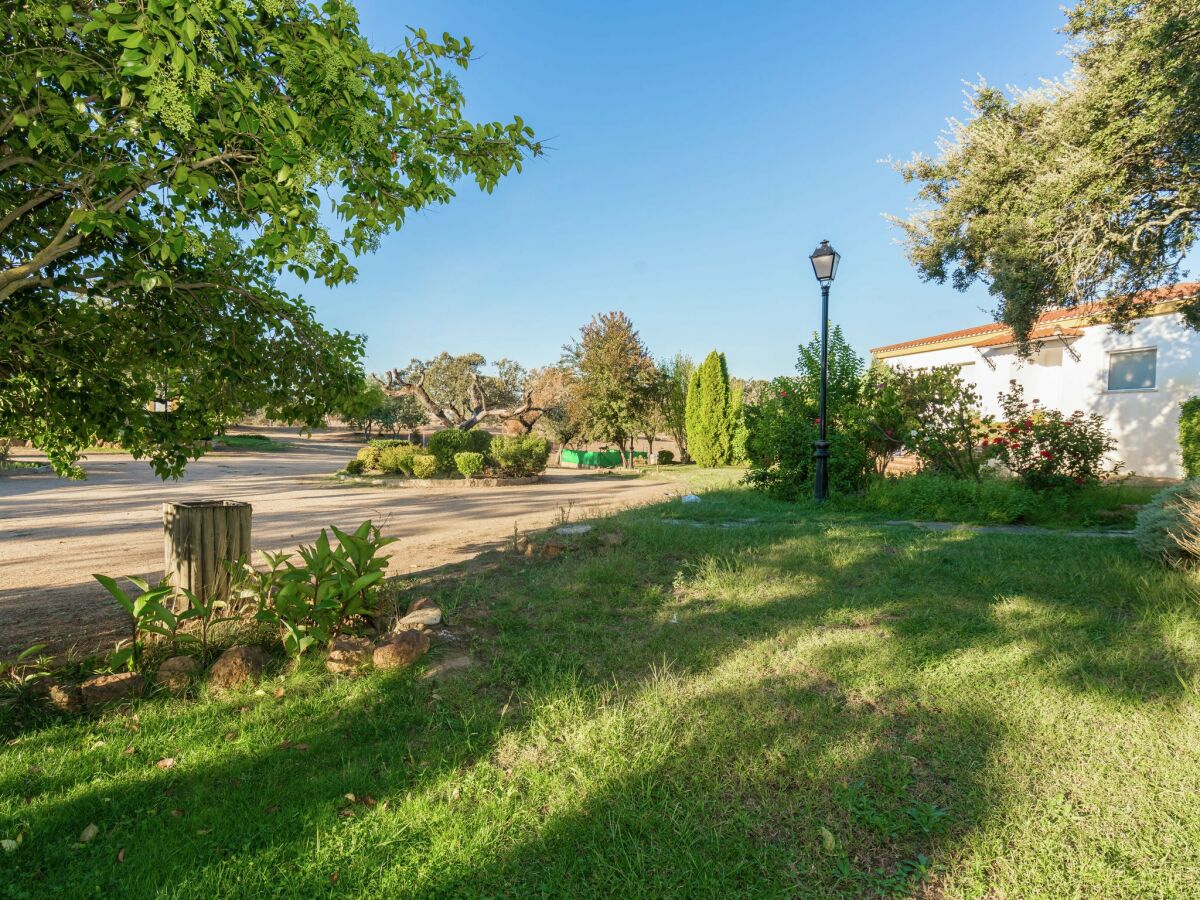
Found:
[984,381,1119,491]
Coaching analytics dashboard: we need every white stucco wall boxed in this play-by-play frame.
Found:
[879,311,1200,478]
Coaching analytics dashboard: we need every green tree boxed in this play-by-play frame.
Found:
[2,2,538,476]
[685,350,736,467]
[565,312,657,468]
[657,353,694,463]
[382,353,540,431]
[892,0,1200,339]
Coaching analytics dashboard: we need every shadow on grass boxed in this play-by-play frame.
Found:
[1,487,1196,896]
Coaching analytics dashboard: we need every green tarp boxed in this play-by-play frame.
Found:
[561,448,648,468]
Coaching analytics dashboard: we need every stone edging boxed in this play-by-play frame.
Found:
[335,473,541,489]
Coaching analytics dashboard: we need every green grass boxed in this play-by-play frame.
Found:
[214,434,294,452]
[3,486,1199,897]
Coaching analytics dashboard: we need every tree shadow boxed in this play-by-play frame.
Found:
[2,490,1195,896]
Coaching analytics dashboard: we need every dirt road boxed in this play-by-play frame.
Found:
[0,439,674,658]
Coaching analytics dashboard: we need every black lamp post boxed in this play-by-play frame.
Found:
[809,239,840,502]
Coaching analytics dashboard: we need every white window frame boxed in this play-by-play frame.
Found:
[1104,347,1158,393]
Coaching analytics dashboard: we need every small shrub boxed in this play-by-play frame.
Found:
[489,434,551,476]
[355,445,382,470]
[411,454,438,479]
[985,381,1118,491]
[657,449,675,465]
[1181,398,1200,478]
[455,451,485,479]
[427,429,490,472]
[377,443,418,475]
[1135,481,1200,565]
[343,457,366,475]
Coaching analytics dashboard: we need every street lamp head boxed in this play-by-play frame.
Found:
[809,239,840,285]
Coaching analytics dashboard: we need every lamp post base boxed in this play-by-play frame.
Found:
[813,440,830,502]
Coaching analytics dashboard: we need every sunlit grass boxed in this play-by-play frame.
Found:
[2,486,1198,897]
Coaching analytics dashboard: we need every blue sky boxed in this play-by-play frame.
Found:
[282,0,1075,380]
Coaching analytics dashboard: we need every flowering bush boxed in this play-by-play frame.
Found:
[868,366,991,480]
[984,381,1118,491]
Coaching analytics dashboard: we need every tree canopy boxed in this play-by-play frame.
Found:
[564,311,657,466]
[2,0,538,476]
[381,353,540,431]
[893,0,1200,339]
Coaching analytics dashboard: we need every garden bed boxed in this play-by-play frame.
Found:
[336,472,541,488]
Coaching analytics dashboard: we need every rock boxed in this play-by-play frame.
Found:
[373,631,431,670]
[407,596,436,615]
[420,653,473,680]
[541,541,566,559]
[156,656,200,694]
[682,494,701,504]
[599,531,625,546]
[208,645,267,692]
[326,635,373,674]
[555,524,591,535]
[80,672,145,708]
[34,678,83,713]
[394,607,442,632]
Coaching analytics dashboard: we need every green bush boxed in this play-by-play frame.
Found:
[656,449,674,465]
[427,428,491,472]
[850,473,1037,524]
[343,457,366,475]
[454,451,485,479]
[489,434,551,476]
[377,443,418,475]
[985,381,1117,491]
[411,454,438,479]
[1181,398,1200,478]
[356,438,406,471]
[1135,481,1200,564]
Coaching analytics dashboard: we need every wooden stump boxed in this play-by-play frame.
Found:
[162,500,251,610]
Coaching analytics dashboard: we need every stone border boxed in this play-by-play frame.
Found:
[335,473,541,489]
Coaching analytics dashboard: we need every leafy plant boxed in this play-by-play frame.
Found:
[377,443,419,475]
[985,381,1118,491]
[241,522,396,658]
[93,575,179,672]
[488,435,551,477]
[1181,398,1200,479]
[880,365,990,481]
[0,645,52,708]
[343,457,366,476]
[454,452,486,479]
[411,455,439,479]
[657,449,675,465]
[173,585,239,659]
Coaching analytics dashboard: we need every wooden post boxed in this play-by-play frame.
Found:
[163,500,252,610]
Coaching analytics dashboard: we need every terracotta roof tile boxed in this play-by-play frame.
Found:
[871,283,1199,355]
[973,325,1083,349]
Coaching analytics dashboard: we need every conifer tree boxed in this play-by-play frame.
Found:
[685,350,734,467]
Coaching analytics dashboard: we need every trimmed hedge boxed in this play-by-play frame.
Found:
[1181,398,1200,479]
[454,451,485,479]
[411,454,438,479]
[356,439,408,471]
[489,434,551,477]
[377,443,418,475]
[427,428,492,473]
[657,449,674,465]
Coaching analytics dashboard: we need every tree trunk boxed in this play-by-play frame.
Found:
[163,500,252,611]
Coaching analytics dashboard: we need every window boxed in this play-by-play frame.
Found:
[1106,348,1157,391]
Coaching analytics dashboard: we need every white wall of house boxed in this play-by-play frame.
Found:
[879,311,1200,478]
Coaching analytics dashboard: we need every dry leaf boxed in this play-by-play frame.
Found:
[224,731,238,741]
[155,757,176,770]
[122,745,136,755]
[170,809,184,818]
[330,872,340,884]
[116,847,126,863]
[819,826,836,852]
[265,804,280,815]
[274,687,286,699]
[1,839,19,853]
[363,795,377,808]
[292,742,308,752]
[79,823,99,843]
[344,793,356,803]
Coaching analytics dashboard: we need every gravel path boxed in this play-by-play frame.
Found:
[0,439,673,659]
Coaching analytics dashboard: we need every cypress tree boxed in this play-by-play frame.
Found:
[686,350,734,466]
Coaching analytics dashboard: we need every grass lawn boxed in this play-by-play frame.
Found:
[214,434,295,452]
[3,485,1198,897]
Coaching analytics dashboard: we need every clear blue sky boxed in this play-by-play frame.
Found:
[281,0,1074,381]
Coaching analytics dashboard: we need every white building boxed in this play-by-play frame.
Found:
[871,284,1200,478]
